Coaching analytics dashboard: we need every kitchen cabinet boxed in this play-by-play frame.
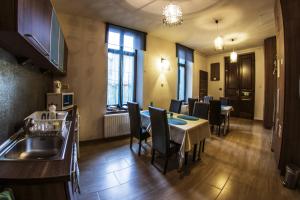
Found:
[0,0,68,75]
[50,10,68,73]
[18,0,52,57]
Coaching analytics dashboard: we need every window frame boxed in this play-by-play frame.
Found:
[107,31,137,107]
[177,59,187,102]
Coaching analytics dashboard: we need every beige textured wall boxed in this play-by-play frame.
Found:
[57,14,107,141]
[206,46,265,120]
[193,51,208,98]
[143,36,208,110]
[143,35,177,110]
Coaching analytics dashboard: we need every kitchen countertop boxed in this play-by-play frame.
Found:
[0,123,75,184]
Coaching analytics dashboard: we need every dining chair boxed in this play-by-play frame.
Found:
[192,102,209,119]
[149,106,180,174]
[169,99,182,114]
[188,98,198,116]
[203,96,213,104]
[191,102,209,160]
[220,97,230,106]
[127,102,150,155]
[209,100,225,136]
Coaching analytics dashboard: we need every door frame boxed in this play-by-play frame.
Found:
[224,52,256,119]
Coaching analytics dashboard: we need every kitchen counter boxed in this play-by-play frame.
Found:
[0,122,75,184]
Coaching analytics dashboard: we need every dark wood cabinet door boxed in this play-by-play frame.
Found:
[225,53,255,119]
[18,0,52,57]
[264,37,277,129]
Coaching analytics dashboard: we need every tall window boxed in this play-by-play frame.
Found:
[176,44,194,102]
[106,24,146,107]
[107,31,136,106]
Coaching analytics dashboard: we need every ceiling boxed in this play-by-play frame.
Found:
[52,0,276,55]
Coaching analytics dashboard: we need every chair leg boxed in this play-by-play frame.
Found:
[202,139,205,152]
[130,136,133,149]
[218,125,221,136]
[138,139,142,156]
[151,149,155,164]
[163,156,169,174]
[192,144,197,162]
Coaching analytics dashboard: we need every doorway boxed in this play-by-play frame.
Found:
[225,53,255,119]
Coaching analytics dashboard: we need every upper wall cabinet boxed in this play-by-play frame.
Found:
[0,0,67,75]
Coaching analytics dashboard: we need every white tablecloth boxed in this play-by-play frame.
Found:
[141,111,211,167]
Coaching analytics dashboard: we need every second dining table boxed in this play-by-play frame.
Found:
[140,110,211,171]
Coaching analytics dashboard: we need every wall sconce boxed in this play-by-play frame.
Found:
[161,58,170,71]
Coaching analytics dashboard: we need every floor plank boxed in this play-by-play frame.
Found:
[77,118,300,200]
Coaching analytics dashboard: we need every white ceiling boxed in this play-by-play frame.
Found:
[52,0,275,55]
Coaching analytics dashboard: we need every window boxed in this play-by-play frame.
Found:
[176,44,194,102]
[107,31,136,106]
[106,24,147,108]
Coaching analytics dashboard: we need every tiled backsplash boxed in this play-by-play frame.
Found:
[0,48,52,144]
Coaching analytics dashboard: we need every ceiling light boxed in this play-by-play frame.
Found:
[214,36,224,50]
[162,3,183,26]
[230,39,238,63]
[214,20,224,50]
[230,51,238,63]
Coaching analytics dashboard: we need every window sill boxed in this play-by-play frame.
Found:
[106,110,128,115]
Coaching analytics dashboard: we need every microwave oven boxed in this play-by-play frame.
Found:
[46,92,74,111]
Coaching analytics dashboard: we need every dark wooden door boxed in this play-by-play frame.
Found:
[225,53,255,119]
[199,70,208,99]
[225,58,240,116]
[18,0,52,57]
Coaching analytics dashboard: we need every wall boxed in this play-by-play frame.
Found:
[57,14,107,141]
[193,51,208,98]
[143,35,177,110]
[206,46,265,120]
[0,48,52,144]
[143,35,208,110]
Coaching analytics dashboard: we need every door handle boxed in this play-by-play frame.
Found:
[241,98,252,101]
[24,34,49,57]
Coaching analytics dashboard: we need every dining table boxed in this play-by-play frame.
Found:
[181,104,234,135]
[140,110,211,171]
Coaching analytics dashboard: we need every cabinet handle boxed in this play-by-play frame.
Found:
[24,34,49,57]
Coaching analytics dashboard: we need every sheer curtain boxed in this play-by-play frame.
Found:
[176,44,194,101]
[105,24,147,106]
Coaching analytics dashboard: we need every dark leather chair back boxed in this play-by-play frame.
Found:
[149,106,170,155]
[188,98,198,116]
[193,102,209,120]
[220,97,230,106]
[169,99,182,113]
[203,96,213,104]
[127,102,141,138]
[209,100,222,125]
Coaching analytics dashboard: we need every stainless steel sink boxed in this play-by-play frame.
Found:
[0,135,67,161]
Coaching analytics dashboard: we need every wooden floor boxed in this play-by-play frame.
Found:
[77,118,300,200]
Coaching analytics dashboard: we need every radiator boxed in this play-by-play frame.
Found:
[104,113,130,138]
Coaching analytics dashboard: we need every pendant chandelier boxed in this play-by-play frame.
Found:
[162,3,183,26]
[214,20,224,50]
[230,39,238,63]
